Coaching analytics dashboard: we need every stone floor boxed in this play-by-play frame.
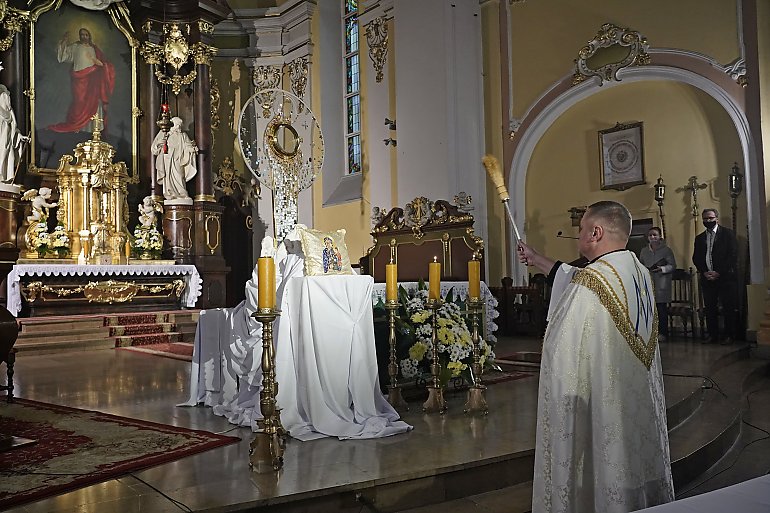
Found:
[2,336,769,512]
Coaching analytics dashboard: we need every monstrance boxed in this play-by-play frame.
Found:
[237,89,324,241]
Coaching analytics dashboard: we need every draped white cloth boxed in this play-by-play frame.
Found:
[533,251,674,513]
[181,232,411,441]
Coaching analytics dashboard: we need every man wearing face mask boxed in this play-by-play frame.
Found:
[692,208,738,344]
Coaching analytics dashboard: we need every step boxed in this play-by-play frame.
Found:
[107,322,175,337]
[668,351,769,489]
[14,338,115,354]
[114,332,182,347]
[16,328,111,344]
[104,312,170,327]
[395,480,533,513]
[18,317,106,334]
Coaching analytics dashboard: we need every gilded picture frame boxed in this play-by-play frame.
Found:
[599,121,645,191]
[29,0,138,176]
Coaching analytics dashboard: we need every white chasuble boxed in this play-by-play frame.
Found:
[533,250,674,513]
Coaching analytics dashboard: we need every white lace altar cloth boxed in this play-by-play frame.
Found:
[371,281,499,342]
[5,264,203,316]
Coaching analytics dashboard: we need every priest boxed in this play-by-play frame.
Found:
[518,200,674,513]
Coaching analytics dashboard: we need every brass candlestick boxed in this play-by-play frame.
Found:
[249,307,285,472]
[423,298,447,413]
[385,299,409,410]
[464,297,488,415]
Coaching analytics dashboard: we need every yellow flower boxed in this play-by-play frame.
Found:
[409,341,428,361]
[411,311,431,324]
[446,361,468,376]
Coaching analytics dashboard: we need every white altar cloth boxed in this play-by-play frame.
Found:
[371,281,499,342]
[182,270,411,441]
[5,264,203,316]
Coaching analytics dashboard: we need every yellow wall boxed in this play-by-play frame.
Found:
[481,1,507,286]
[508,0,740,119]
[526,80,742,272]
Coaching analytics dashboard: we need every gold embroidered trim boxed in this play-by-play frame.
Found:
[572,268,658,369]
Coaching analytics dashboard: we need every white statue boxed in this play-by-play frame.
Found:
[151,117,198,201]
[23,187,58,223]
[138,195,162,229]
[0,85,30,184]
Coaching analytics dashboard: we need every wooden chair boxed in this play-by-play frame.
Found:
[668,268,697,338]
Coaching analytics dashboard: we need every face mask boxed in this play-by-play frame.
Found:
[703,220,717,230]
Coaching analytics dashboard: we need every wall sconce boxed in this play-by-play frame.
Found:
[384,118,396,130]
[383,138,397,147]
[729,162,743,232]
[653,175,666,238]
[568,206,586,227]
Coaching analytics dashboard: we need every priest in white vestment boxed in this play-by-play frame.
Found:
[518,201,674,513]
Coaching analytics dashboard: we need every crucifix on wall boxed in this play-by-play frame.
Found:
[677,176,708,219]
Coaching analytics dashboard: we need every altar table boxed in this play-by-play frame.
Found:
[182,271,411,441]
[6,264,202,317]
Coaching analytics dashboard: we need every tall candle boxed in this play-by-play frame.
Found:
[468,259,481,299]
[428,257,441,301]
[386,261,398,301]
[257,257,275,309]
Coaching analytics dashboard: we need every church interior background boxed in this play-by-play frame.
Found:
[0,0,769,511]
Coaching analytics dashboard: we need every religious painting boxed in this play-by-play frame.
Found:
[31,2,136,173]
[598,121,645,190]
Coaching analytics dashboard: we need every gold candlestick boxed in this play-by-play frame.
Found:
[385,299,408,410]
[423,298,447,413]
[249,307,285,472]
[464,297,488,415]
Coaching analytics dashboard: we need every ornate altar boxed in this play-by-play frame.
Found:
[53,119,137,265]
[360,196,485,283]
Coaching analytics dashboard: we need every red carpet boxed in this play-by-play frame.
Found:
[0,397,239,509]
[117,342,194,361]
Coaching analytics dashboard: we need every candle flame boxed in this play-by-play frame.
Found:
[433,256,437,262]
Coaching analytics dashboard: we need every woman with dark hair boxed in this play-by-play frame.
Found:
[640,227,676,341]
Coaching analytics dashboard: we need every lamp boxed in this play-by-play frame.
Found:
[654,175,666,238]
[729,162,743,232]
[383,138,397,147]
[384,117,396,130]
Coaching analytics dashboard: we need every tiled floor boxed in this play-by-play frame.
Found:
[3,337,769,512]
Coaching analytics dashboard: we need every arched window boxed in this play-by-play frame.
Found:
[343,0,361,174]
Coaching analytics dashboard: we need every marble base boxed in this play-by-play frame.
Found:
[165,197,194,206]
[0,182,21,194]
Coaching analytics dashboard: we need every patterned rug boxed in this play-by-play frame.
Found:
[117,342,194,361]
[0,397,239,510]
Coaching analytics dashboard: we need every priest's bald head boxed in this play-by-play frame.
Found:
[578,200,632,260]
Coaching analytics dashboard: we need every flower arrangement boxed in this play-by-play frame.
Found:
[394,283,495,387]
[50,224,71,257]
[132,224,163,259]
[31,218,50,257]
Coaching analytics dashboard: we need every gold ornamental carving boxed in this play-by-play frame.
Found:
[287,57,309,103]
[365,16,388,83]
[375,197,475,238]
[0,6,30,52]
[204,214,221,254]
[572,23,650,86]
[210,78,220,161]
[21,279,185,304]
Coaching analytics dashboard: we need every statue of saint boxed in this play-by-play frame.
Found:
[138,195,162,229]
[0,85,29,184]
[23,187,58,223]
[151,117,198,201]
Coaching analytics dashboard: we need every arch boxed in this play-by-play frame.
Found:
[508,58,765,285]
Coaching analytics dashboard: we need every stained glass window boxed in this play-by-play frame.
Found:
[343,1,361,174]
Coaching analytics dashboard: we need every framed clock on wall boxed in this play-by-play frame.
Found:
[599,121,645,190]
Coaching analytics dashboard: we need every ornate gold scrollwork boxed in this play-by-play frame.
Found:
[204,214,221,255]
[572,23,650,86]
[0,8,30,52]
[287,57,309,102]
[365,16,388,83]
[21,279,186,304]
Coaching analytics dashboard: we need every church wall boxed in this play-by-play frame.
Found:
[507,0,741,120]
[525,80,742,275]
[480,1,507,287]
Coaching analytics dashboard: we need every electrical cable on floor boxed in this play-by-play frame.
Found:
[215,425,244,436]
[355,492,383,513]
[126,473,193,512]
[662,372,727,398]
[676,387,770,497]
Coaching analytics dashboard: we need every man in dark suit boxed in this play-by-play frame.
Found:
[692,208,738,344]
